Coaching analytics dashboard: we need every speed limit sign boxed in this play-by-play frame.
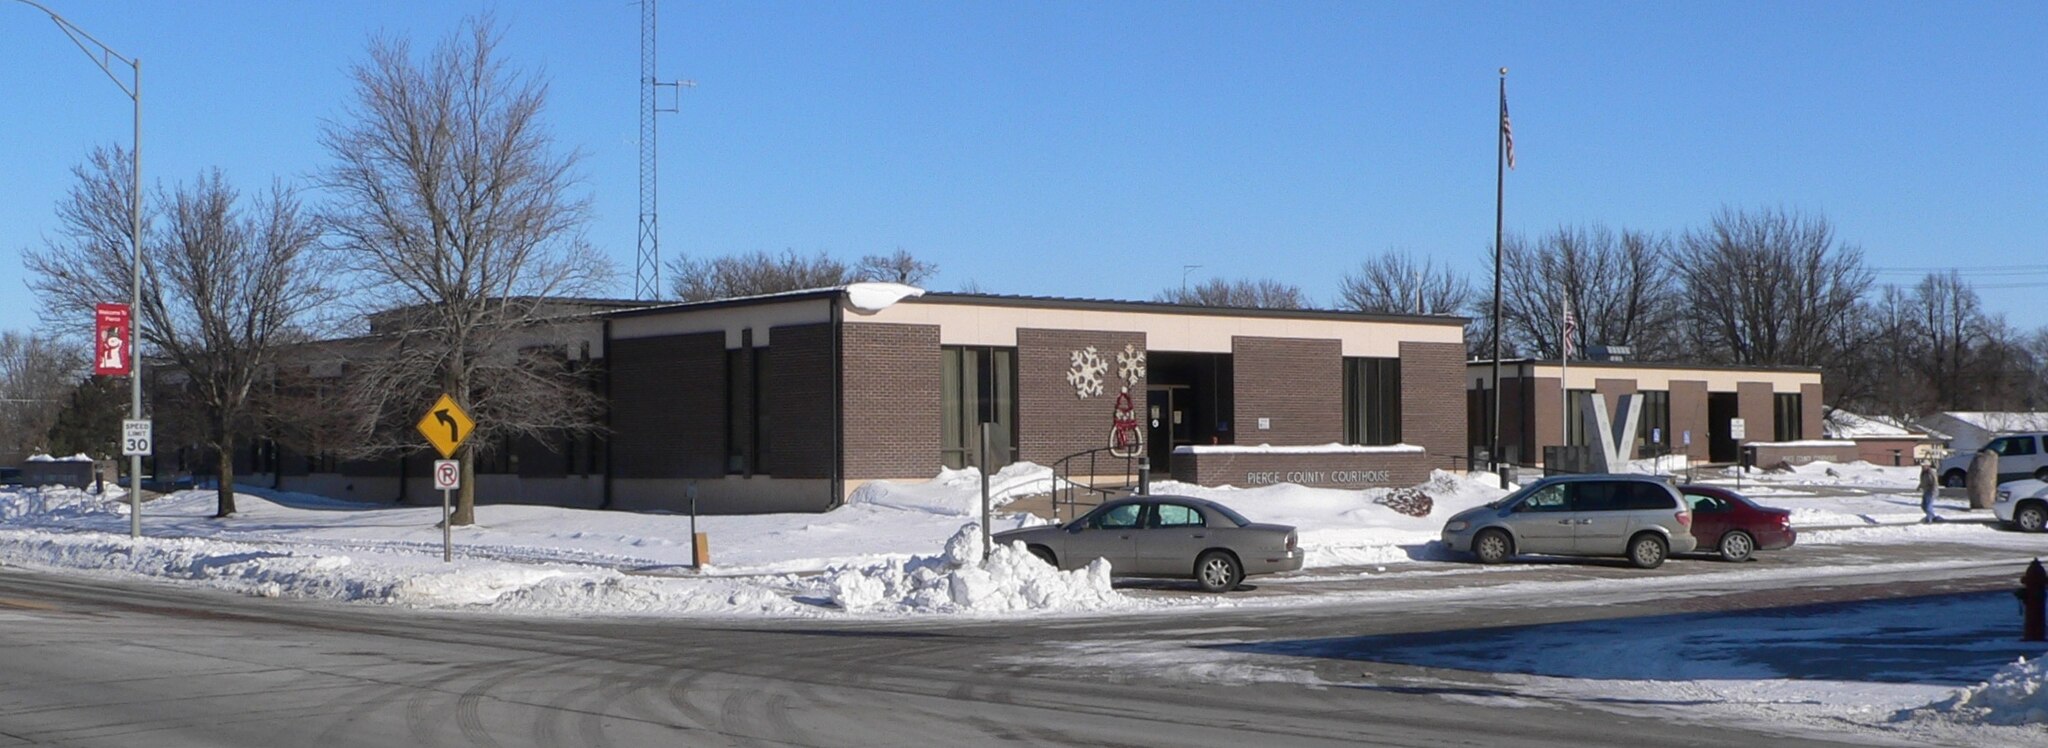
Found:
[122,419,152,456]
[433,460,460,490]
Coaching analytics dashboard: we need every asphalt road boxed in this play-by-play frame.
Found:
[2,533,2031,748]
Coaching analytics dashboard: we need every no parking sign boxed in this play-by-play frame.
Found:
[434,460,460,490]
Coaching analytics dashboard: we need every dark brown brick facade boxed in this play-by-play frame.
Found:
[609,332,726,478]
[1670,380,1709,460]
[1399,341,1465,465]
[1800,382,1825,442]
[841,322,942,480]
[1016,329,1146,465]
[762,324,834,479]
[1232,336,1342,445]
[1738,381,1774,443]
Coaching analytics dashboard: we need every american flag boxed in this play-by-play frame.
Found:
[1501,92,1516,170]
[1561,302,1577,360]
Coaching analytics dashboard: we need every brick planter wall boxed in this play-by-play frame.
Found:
[1749,441,1859,467]
[1169,449,1436,489]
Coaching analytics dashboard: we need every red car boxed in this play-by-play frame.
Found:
[1677,485,1796,562]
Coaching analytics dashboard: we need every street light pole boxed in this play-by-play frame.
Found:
[17,0,145,538]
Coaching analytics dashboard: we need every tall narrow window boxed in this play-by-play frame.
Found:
[725,347,748,474]
[1636,390,1670,454]
[1343,358,1402,446]
[1774,393,1803,441]
[941,346,1017,470]
[1565,389,1597,446]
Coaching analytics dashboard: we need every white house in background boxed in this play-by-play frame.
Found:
[1914,411,2048,454]
[1822,407,1942,465]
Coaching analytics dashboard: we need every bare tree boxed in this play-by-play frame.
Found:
[668,249,851,301]
[1154,278,1309,309]
[1676,207,1872,367]
[0,332,83,463]
[1498,224,1680,359]
[320,17,610,525]
[854,249,939,286]
[1337,250,1471,315]
[25,150,334,516]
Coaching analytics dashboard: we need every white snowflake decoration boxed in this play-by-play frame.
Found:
[1067,346,1107,399]
[1116,344,1146,388]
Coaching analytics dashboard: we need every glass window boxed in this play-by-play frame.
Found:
[1619,483,1676,510]
[941,346,1018,470]
[1089,503,1143,529]
[1519,484,1572,512]
[1773,393,1804,441]
[1996,437,2038,457]
[1636,391,1670,454]
[1571,481,1621,511]
[1152,503,1205,528]
[1208,503,1253,527]
[1343,358,1402,446]
[1565,390,1596,446]
[1685,493,1729,513]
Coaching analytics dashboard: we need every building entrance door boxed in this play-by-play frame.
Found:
[1146,386,1190,474]
[1708,393,1739,462]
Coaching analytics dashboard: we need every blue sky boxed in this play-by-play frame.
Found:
[4,1,2043,335]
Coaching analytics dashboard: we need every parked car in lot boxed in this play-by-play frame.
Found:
[1440,474,1697,569]
[1993,480,2048,533]
[1676,485,1796,562]
[1939,432,2048,487]
[995,495,1302,593]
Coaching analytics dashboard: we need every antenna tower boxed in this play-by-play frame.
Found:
[638,0,692,300]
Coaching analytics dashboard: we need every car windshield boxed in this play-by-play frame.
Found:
[1488,483,1541,508]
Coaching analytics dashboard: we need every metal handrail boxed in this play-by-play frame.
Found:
[1048,446,1139,521]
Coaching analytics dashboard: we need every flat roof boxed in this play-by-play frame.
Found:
[609,286,1469,326]
[1468,358,1824,374]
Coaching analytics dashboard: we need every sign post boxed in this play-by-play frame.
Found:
[1729,418,1747,489]
[433,459,460,562]
[415,394,475,563]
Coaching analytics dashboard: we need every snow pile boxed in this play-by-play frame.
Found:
[821,524,1122,614]
[25,453,94,462]
[0,486,128,522]
[1712,460,1918,488]
[1153,470,1509,567]
[1902,656,2048,725]
[846,462,1065,516]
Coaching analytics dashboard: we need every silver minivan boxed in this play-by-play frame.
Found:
[1440,474,1698,568]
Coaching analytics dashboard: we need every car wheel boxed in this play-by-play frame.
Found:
[2018,504,2048,534]
[1717,530,1755,563]
[1628,533,1669,569]
[1027,545,1058,568]
[1942,470,1967,489]
[1195,551,1243,593]
[1472,529,1513,564]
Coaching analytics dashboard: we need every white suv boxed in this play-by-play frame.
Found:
[1939,433,2048,488]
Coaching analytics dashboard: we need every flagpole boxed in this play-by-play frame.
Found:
[1490,68,1507,488]
[1560,300,1570,448]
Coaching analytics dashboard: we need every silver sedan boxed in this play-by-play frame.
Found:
[994,495,1302,592]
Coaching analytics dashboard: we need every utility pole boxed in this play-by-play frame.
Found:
[637,0,694,301]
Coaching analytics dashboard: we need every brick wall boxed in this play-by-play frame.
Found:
[841,322,942,480]
[1738,381,1774,443]
[1800,381,1824,442]
[762,323,834,479]
[1017,329,1146,465]
[1398,341,1465,463]
[609,332,726,478]
[1171,450,1437,489]
[1232,336,1341,444]
[1670,380,1709,461]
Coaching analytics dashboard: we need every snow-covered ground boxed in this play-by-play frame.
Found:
[4,458,2044,742]
[0,459,2029,619]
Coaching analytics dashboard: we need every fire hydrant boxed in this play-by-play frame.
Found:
[2020,559,2047,642]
